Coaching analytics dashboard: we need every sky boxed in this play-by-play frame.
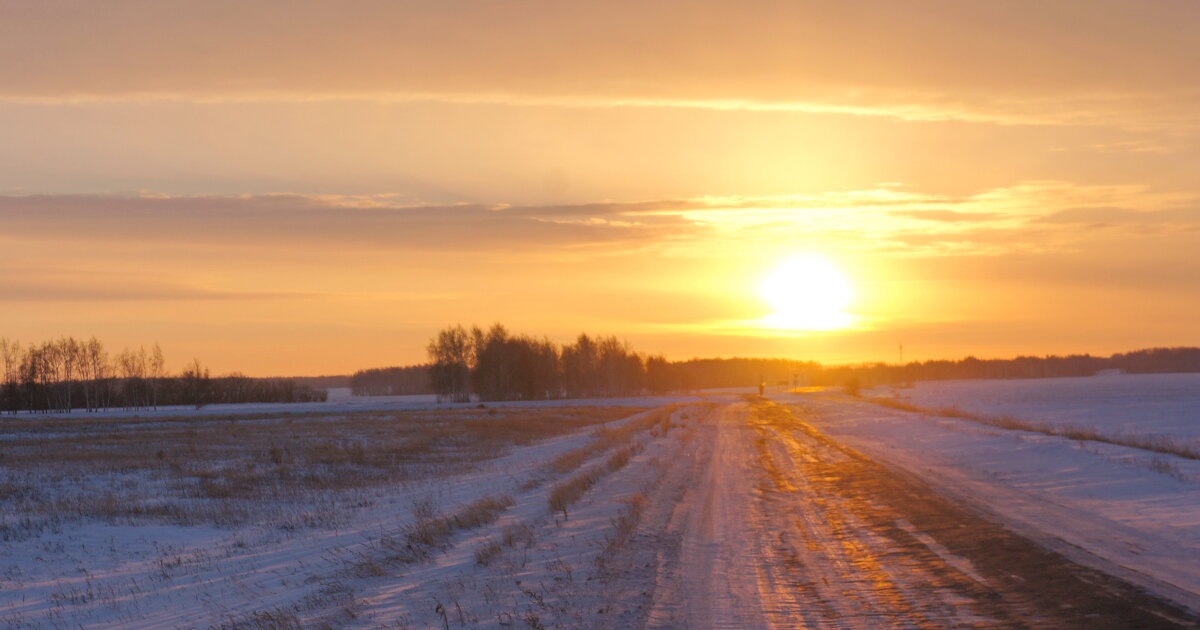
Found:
[1,0,1198,375]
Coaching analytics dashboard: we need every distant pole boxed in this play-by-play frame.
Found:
[899,343,904,366]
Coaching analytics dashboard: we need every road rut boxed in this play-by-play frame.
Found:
[634,400,1196,629]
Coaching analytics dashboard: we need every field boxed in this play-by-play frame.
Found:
[800,372,1200,612]
[1,379,1198,628]
[0,397,713,628]
[881,372,1200,441]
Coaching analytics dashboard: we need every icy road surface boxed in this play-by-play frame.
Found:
[636,400,1196,629]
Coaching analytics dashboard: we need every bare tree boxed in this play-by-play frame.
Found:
[79,337,109,412]
[562,334,599,398]
[58,337,83,412]
[180,357,211,408]
[148,343,165,410]
[20,342,57,412]
[0,339,18,384]
[0,338,21,414]
[117,347,149,410]
[427,325,473,403]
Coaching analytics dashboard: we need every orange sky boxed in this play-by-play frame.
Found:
[1,1,1198,375]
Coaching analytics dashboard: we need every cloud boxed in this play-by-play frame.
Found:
[0,183,1195,371]
[0,183,1192,268]
[0,194,694,253]
[518,200,698,218]
[889,210,1004,222]
[1034,206,1200,225]
[0,267,315,302]
[3,1,1198,128]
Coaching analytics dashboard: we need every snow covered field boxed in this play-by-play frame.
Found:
[0,398,721,628]
[3,381,1197,628]
[783,373,1200,614]
[11,390,702,422]
[882,372,1200,440]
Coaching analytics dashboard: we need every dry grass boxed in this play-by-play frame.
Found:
[453,494,515,530]
[0,406,642,538]
[543,405,691,478]
[473,539,503,566]
[501,521,536,548]
[595,493,646,572]
[214,607,303,630]
[548,472,601,519]
[548,444,643,518]
[381,493,516,565]
[1144,456,1188,480]
[541,405,700,518]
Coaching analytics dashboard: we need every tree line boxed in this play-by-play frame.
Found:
[349,365,432,395]
[667,357,818,391]
[426,324,676,402]
[423,325,1200,402]
[0,336,326,414]
[376,335,1200,404]
[809,346,1200,391]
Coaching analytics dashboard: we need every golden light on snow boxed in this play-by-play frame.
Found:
[759,254,856,332]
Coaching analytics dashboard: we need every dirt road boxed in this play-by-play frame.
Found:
[631,400,1196,629]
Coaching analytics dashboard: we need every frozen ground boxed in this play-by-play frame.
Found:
[780,372,1200,615]
[2,385,1197,628]
[639,399,1192,628]
[878,372,1200,439]
[10,392,706,422]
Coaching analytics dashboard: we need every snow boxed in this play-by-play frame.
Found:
[0,397,729,628]
[12,391,712,421]
[777,373,1200,613]
[5,378,1198,626]
[879,372,1200,440]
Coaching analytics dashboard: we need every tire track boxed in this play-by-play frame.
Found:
[634,399,1198,629]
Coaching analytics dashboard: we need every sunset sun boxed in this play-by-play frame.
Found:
[759,254,856,331]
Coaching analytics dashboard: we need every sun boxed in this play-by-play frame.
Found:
[759,254,856,331]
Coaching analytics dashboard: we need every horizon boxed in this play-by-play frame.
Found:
[3,1,1198,376]
[232,343,1200,380]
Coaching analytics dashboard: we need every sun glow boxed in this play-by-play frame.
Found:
[759,254,856,331]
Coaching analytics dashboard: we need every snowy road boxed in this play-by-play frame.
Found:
[645,404,775,629]
[634,400,1197,629]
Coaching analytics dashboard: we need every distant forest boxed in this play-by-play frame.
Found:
[425,324,651,402]
[813,347,1200,390]
[349,365,431,396]
[377,324,1200,402]
[9,334,1195,413]
[0,336,326,414]
[289,374,351,389]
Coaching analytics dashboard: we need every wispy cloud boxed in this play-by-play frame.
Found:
[3,2,1198,130]
[2,183,1192,262]
[1034,206,1200,226]
[0,194,689,254]
[0,267,316,303]
[5,90,1198,131]
[888,210,1004,223]
[1,183,1196,369]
